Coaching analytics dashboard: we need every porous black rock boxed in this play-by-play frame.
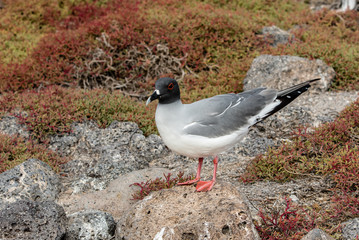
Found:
[0,200,67,240]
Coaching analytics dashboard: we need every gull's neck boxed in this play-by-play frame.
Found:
[157,99,183,110]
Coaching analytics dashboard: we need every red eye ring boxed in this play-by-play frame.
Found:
[168,83,174,90]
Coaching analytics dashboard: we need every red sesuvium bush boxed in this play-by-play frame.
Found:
[256,197,318,240]
[47,2,108,30]
[256,191,358,239]
[0,0,146,92]
[1,0,358,94]
[0,133,68,174]
[130,172,193,200]
[0,29,91,92]
[0,0,260,93]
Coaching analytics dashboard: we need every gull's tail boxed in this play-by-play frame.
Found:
[260,78,321,121]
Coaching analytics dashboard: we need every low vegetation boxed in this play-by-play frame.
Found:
[0,86,156,143]
[0,133,67,173]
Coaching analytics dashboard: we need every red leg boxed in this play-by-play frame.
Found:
[178,158,203,185]
[196,156,218,192]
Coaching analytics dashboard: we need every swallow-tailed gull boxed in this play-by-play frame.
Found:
[146,77,320,191]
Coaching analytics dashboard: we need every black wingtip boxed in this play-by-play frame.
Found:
[308,78,321,83]
[256,78,321,123]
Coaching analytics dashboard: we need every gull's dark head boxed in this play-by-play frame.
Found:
[146,77,180,105]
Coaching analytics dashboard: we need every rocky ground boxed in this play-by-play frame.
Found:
[1,54,359,239]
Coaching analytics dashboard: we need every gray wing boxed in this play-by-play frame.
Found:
[182,88,278,138]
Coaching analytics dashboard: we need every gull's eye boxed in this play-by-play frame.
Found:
[168,82,174,90]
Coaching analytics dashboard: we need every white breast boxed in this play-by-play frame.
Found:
[155,102,249,158]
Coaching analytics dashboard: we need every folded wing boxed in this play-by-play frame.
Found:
[182,88,278,138]
[182,79,319,138]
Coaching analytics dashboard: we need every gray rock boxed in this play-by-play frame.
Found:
[130,133,167,159]
[342,218,359,240]
[49,135,78,156]
[0,158,61,208]
[300,228,335,240]
[66,210,116,240]
[0,115,29,138]
[116,182,260,240]
[243,55,335,92]
[261,26,293,46]
[252,105,315,139]
[236,133,278,156]
[58,121,168,193]
[0,200,67,240]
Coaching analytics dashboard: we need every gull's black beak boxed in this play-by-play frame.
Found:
[146,90,160,106]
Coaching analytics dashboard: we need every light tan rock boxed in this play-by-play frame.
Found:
[116,181,260,240]
[58,168,172,220]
